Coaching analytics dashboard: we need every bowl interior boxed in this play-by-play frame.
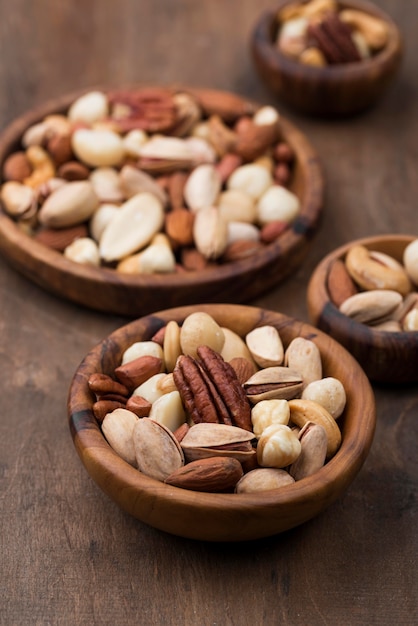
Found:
[68,304,376,541]
[0,87,324,316]
[307,235,418,384]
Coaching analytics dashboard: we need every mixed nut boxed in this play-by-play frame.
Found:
[327,239,418,331]
[276,0,390,66]
[0,87,302,273]
[88,311,346,493]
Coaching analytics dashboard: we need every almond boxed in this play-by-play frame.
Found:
[164,456,243,492]
[34,223,88,251]
[327,258,358,307]
[260,220,288,243]
[165,208,195,247]
[222,239,262,262]
[3,151,33,182]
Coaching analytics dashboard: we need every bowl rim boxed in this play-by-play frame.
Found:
[307,233,418,341]
[68,303,376,540]
[251,0,403,81]
[0,85,324,295]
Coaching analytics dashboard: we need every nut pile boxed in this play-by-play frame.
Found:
[88,311,346,493]
[327,239,418,331]
[276,0,389,67]
[0,88,302,273]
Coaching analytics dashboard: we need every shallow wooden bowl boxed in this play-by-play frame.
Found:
[0,87,323,317]
[307,235,418,384]
[250,0,403,117]
[68,303,375,542]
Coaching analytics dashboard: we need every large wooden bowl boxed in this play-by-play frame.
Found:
[68,303,375,542]
[0,87,324,316]
[307,235,418,385]
[250,0,403,117]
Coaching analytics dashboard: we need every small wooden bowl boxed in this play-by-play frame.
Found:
[250,0,403,117]
[0,87,323,317]
[307,235,418,385]
[68,303,375,542]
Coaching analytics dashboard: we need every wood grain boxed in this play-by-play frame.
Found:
[0,0,417,624]
[307,235,418,383]
[0,88,324,316]
[251,0,403,117]
[68,304,375,541]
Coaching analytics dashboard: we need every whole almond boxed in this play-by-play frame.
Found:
[165,208,195,247]
[260,220,288,243]
[46,133,74,165]
[57,161,90,181]
[34,223,89,251]
[222,239,262,262]
[164,456,243,492]
[3,151,33,182]
[327,258,358,307]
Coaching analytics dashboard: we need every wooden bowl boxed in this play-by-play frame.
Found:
[68,303,375,542]
[0,87,323,317]
[250,0,403,117]
[307,235,418,385]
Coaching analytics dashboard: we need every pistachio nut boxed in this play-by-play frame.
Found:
[38,181,99,228]
[339,289,403,324]
[403,239,418,286]
[133,418,185,481]
[235,468,295,493]
[289,421,328,480]
[101,408,139,467]
[244,366,303,403]
[284,337,322,387]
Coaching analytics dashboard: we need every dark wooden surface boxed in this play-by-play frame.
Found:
[0,1,416,624]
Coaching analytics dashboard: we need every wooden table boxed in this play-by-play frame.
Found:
[1,1,416,624]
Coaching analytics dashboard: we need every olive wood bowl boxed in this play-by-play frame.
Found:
[250,0,403,117]
[307,235,418,385]
[68,303,375,542]
[0,87,324,317]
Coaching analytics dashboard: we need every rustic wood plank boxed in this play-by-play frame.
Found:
[0,0,416,624]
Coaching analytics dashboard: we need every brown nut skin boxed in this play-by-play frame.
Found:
[88,372,129,397]
[3,151,33,182]
[164,456,243,492]
[93,399,127,423]
[327,258,358,307]
[114,355,163,391]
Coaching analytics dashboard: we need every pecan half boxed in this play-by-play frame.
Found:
[197,345,252,430]
[173,347,252,430]
[107,88,178,134]
[308,14,361,64]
